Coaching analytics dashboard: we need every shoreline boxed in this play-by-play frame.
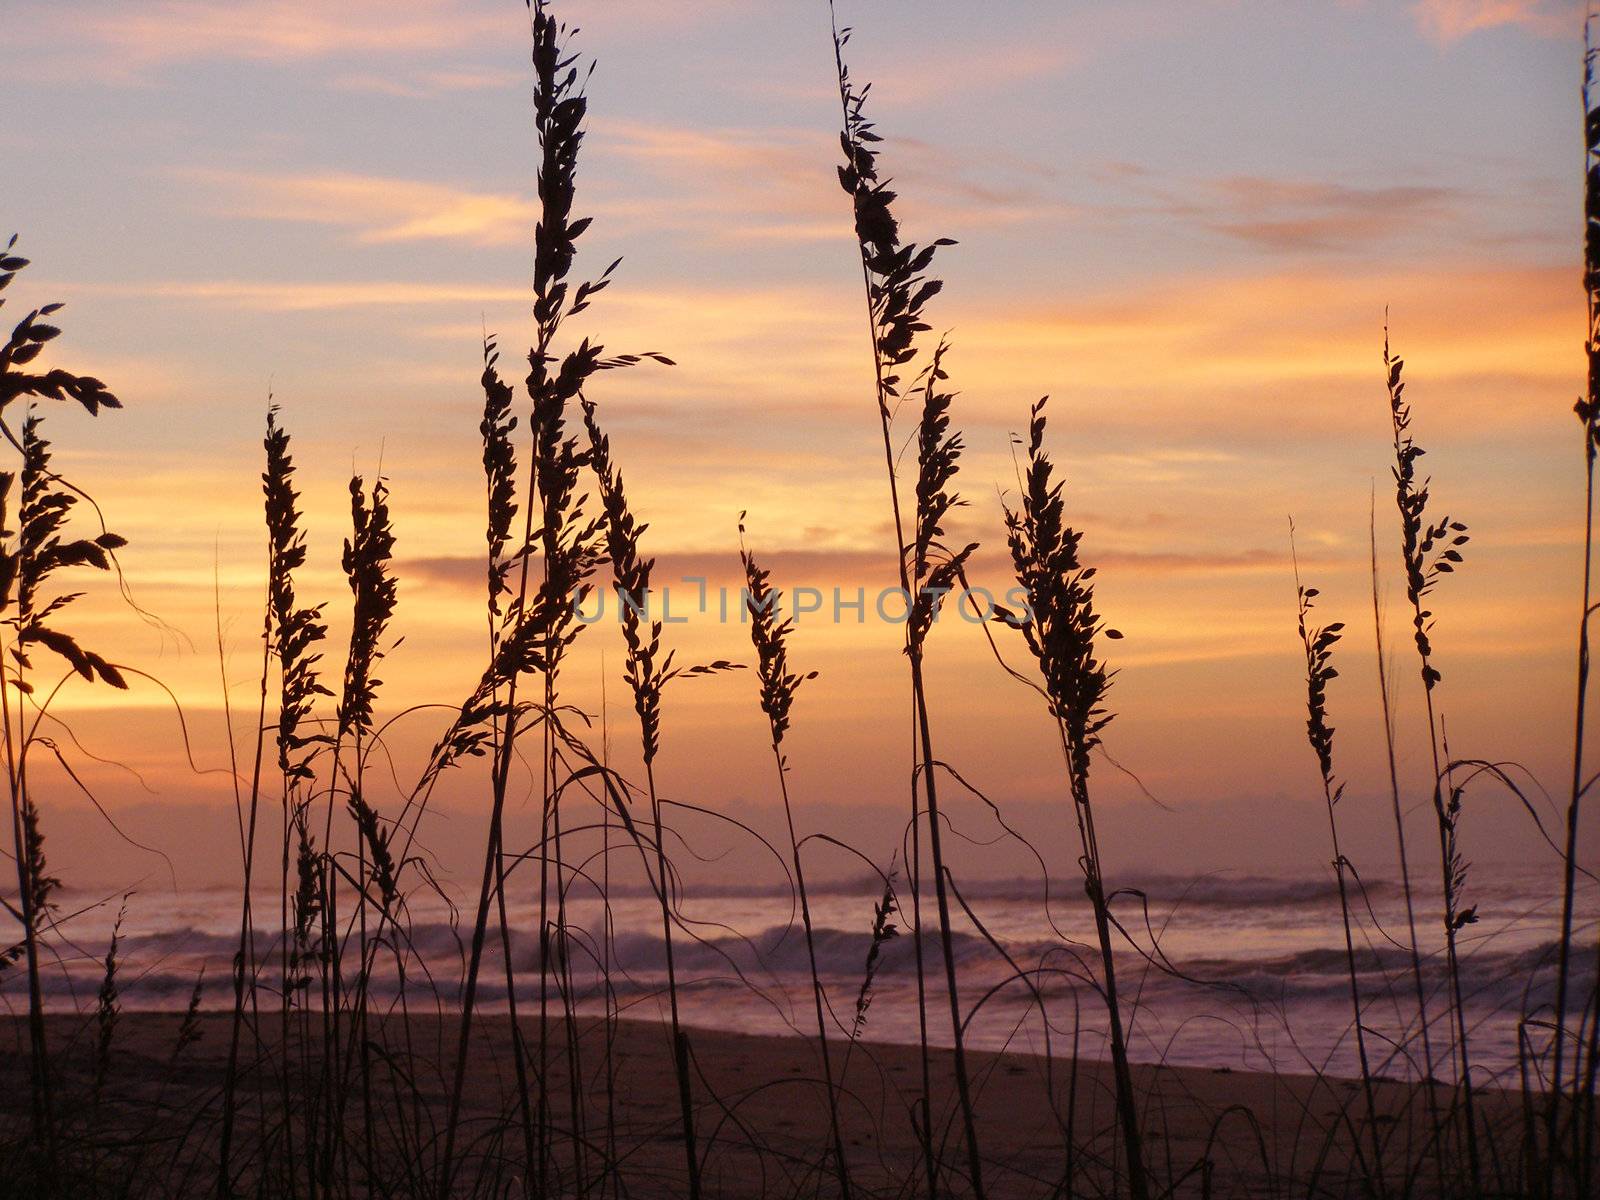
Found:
[0,1009,1509,1197]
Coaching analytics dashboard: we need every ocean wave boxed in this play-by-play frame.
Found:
[15,918,1588,1014]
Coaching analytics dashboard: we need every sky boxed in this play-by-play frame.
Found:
[0,0,1592,894]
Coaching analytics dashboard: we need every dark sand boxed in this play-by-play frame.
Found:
[0,1011,1521,1197]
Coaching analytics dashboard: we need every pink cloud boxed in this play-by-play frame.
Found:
[1411,0,1582,42]
[1103,164,1465,253]
[12,0,736,84]
[327,66,525,98]
[13,0,503,79]
[180,168,540,247]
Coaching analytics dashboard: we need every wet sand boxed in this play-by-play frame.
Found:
[0,1010,1517,1197]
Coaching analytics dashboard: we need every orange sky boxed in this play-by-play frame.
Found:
[2,0,1593,890]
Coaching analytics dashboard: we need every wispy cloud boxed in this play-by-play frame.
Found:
[1410,0,1582,42]
[177,123,1075,256]
[327,66,525,98]
[592,118,1078,243]
[13,0,742,84]
[943,262,1579,444]
[67,261,1577,424]
[1103,163,1463,252]
[615,134,1493,258]
[1195,178,1458,252]
[181,168,539,246]
[71,279,530,311]
[179,133,848,249]
[11,0,503,81]
[592,119,846,242]
[999,262,1575,372]
[863,41,1081,106]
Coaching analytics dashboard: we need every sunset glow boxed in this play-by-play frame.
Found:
[1,5,1595,1197]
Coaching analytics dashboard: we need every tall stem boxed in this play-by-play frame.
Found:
[1418,679,1481,1190]
[1325,787,1386,1193]
[824,13,940,1187]
[439,413,543,1195]
[1059,723,1147,1200]
[644,759,702,1200]
[1369,517,1443,1183]
[771,742,853,1200]
[1549,441,1593,1190]
[2,628,52,1168]
[857,226,940,1200]
[1551,40,1600,1191]
[600,666,619,1199]
[219,577,273,1196]
[909,649,987,1198]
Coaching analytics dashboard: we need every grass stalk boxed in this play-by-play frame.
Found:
[584,399,718,1200]
[480,335,542,1194]
[1549,28,1600,1197]
[0,249,126,1179]
[1384,330,1481,1191]
[827,13,984,1193]
[1000,397,1147,1200]
[440,2,618,1186]
[739,519,852,1199]
[261,407,329,1197]
[1368,504,1446,1193]
[1291,532,1385,1196]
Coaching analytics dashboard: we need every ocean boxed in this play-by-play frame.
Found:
[15,865,1595,1085]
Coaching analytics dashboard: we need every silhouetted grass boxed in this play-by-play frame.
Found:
[829,8,986,1194]
[739,515,850,1198]
[999,397,1146,1200]
[1547,24,1600,1200]
[1385,328,1482,1190]
[0,238,127,1187]
[1291,528,1384,1193]
[2,4,1598,1200]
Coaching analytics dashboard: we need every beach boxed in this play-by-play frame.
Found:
[0,1010,1517,1198]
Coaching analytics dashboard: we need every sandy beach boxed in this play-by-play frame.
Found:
[0,1009,1517,1198]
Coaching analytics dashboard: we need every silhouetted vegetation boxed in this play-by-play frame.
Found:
[0,2,1596,1198]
